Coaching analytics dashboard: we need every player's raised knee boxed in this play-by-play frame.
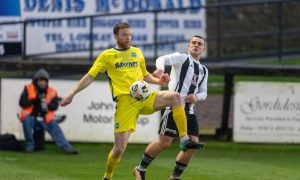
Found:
[170,91,181,105]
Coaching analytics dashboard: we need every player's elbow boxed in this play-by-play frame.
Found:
[197,92,207,101]
[203,93,207,100]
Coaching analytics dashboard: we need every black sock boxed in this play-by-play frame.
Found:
[172,161,187,177]
[139,153,154,170]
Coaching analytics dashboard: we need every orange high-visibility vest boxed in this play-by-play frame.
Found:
[18,83,57,123]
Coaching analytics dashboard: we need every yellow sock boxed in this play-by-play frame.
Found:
[104,151,121,179]
[172,106,188,138]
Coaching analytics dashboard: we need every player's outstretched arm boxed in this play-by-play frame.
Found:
[144,73,170,85]
[60,73,94,106]
[152,69,164,78]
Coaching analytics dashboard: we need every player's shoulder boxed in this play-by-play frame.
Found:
[171,51,186,56]
[130,46,142,52]
[94,48,115,62]
[102,48,115,54]
[200,63,207,68]
[95,48,115,58]
[170,52,188,59]
[200,64,208,73]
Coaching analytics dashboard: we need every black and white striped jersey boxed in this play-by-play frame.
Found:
[156,52,208,114]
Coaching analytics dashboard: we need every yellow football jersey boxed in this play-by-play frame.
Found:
[88,46,149,101]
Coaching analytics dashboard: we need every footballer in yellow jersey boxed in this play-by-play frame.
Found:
[88,46,148,101]
[89,46,158,133]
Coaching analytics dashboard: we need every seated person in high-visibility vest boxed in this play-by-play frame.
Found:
[18,68,78,154]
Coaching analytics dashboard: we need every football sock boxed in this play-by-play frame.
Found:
[172,161,187,177]
[138,153,154,171]
[104,151,121,179]
[172,106,188,139]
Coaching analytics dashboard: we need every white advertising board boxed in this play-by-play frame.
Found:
[20,0,207,57]
[0,78,160,143]
[234,81,300,143]
[0,0,21,43]
[0,0,22,55]
[0,16,22,43]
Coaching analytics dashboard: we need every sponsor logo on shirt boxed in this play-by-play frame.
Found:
[115,62,138,69]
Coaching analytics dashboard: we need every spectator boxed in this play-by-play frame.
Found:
[18,68,78,154]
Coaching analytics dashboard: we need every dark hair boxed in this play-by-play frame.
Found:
[191,35,206,47]
[113,22,130,35]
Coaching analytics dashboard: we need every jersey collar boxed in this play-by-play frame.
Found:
[188,54,201,64]
[114,46,131,51]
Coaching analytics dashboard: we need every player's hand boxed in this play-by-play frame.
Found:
[152,69,164,78]
[158,73,170,85]
[185,94,198,104]
[60,94,74,106]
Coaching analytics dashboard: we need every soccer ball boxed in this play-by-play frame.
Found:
[130,80,150,101]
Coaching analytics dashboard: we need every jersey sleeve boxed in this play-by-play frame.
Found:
[196,66,208,101]
[138,49,149,76]
[156,52,188,72]
[88,52,107,77]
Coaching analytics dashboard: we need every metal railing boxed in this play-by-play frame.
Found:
[0,0,299,62]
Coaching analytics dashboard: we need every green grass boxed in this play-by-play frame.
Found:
[1,141,300,180]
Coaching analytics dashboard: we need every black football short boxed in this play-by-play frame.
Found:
[158,109,199,137]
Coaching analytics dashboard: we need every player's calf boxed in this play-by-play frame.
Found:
[133,166,146,180]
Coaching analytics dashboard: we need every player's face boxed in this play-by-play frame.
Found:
[188,37,206,58]
[114,28,132,49]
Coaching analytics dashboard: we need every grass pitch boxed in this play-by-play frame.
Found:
[0,141,300,180]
